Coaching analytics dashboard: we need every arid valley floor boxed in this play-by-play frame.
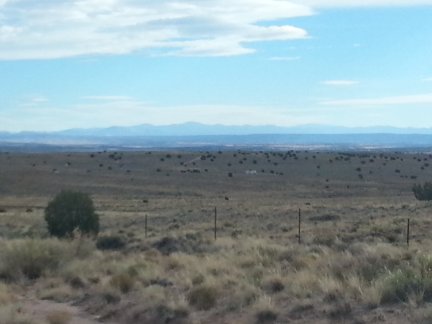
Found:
[2,149,432,323]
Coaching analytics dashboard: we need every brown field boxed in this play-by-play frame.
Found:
[1,149,432,323]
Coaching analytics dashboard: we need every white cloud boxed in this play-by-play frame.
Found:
[0,0,313,60]
[423,77,432,82]
[322,80,359,86]
[321,93,432,106]
[2,0,431,60]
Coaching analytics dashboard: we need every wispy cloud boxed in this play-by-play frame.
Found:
[302,0,432,7]
[270,56,301,61]
[30,96,49,103]
[18,95,50,107]
[1,95,323,132]
[82,96,136,102]
[423,77,432,82]
[0,0,312,60]
[321,93,432,106]
[322,80,359,86]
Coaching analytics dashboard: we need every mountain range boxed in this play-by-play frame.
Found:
[3,123,432,137]
[1,123,432,151]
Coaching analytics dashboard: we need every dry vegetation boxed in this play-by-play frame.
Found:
[1,149,432,323]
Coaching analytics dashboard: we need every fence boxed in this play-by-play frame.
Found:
[139,207,413,247]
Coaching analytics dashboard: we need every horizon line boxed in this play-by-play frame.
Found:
[2,122,432,135]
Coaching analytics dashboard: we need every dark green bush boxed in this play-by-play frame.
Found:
[413,182,432,201]
[45,191,99,238]
[96,235,126,250]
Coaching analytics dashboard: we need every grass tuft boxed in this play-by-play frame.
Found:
[187,285,218,310]
[0,239,74,280]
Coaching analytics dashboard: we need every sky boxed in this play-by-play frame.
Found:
[0,0,432,132]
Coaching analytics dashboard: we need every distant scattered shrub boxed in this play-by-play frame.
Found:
[413,182,432,201]
[44,191,99,238]
[96,235,126,250]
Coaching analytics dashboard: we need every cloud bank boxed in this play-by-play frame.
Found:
[0,0,313,60]
[2,0,432,60]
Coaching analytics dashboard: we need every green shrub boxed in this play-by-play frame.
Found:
[0,239,73,280]
[96,235,126,250]
[413,182,432,201]
[45,191,99,238]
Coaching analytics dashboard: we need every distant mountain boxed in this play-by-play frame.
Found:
[46,123,432,137]
[1,123,432,151]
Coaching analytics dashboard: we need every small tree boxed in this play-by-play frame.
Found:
[45,190,99,238]
[412,182,432,201]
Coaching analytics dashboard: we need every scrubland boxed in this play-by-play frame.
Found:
[1,149,432,323]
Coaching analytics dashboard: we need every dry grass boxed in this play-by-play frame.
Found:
[0,305,35,324]
[0,283,15,306]
[0,239,74,281]
[2,150,432,323]
[46,310,72,324]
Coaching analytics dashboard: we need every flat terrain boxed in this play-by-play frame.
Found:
[1,150,432,323]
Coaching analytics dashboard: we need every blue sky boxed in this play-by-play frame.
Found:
[0,0,432,132]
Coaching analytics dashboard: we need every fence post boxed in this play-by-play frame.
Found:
[407,218,410,247]
[298,208,301,244]
[214,207,217,240]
